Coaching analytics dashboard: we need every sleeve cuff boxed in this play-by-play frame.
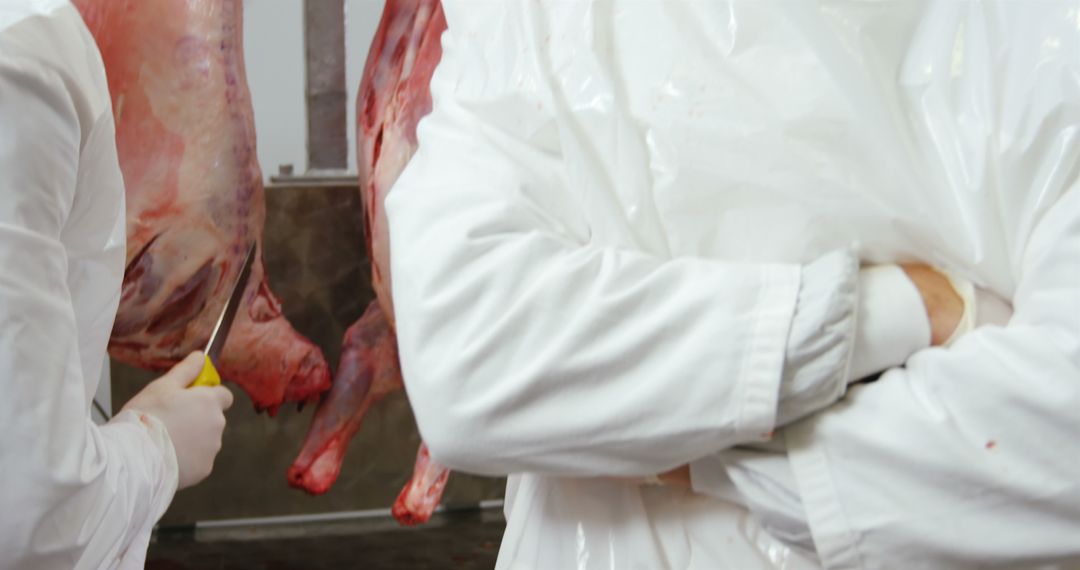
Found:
[733,263,803,442]
[113,409,179,513]
[104,409,179,567]
[693,444,819,552]
[848,265,931,381]
[689,453,746,505]
[776,249,859,427]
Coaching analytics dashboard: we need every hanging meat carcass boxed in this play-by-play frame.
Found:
[289,0,451,525]
[72,0,332,415]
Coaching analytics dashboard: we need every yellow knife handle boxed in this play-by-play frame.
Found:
[191,354,222,387]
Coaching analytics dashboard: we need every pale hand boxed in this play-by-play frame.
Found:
[121,352,234,489]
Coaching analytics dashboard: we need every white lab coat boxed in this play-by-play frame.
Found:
[386,1,1080,568]
[0,2,178,569]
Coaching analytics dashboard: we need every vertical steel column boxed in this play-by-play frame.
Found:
[304,0,348,171]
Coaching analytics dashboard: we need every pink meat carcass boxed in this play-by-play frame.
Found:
[289,0,451,525]
[73,0,332,414]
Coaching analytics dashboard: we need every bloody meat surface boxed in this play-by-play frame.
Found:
[290,0,452,525]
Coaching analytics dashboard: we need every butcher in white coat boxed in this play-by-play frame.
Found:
[387,1,1080,568]
[0,2,233,568]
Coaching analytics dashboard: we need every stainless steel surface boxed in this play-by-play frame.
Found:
[148,506,506,569]
[194,500,504,533]
[268,171,357,189]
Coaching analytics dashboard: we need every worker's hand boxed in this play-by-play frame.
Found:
[121,352,234,489]
[901,264,963,346]
[901,264,1013,346]
[656,465,691,488]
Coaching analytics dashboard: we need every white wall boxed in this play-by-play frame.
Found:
[243,0,384,178]
[345,0,384,173]
[243,0,304,178]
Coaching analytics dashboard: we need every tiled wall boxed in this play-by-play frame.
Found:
[110,183,505,525]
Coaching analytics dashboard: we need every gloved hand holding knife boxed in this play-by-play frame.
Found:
[121,244,255,489]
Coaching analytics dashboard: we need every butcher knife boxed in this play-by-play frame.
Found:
[191,243,257,387]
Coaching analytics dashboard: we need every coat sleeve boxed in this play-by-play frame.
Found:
[786,184,1080,568]
[0,32,177,570]
[385,9,893,478]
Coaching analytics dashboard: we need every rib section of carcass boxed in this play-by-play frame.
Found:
[74,0,331,414]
